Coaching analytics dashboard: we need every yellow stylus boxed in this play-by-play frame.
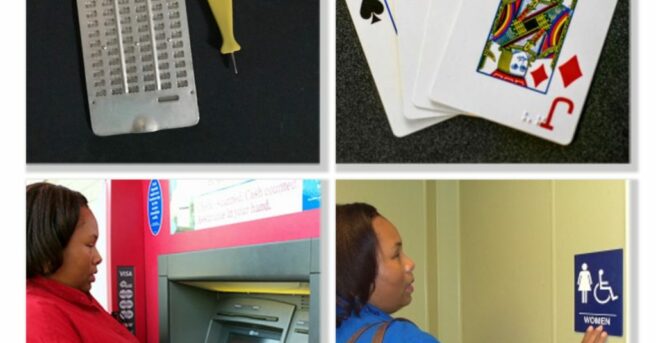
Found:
[207,0,241,74]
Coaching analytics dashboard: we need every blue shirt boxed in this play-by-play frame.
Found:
[336,303,440,343]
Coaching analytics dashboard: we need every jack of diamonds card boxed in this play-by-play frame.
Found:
[430,0,618,145]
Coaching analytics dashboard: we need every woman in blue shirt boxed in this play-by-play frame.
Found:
[336,203,439,343]
[336,203,609,343]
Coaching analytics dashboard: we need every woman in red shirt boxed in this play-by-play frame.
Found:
[26,182,139,343]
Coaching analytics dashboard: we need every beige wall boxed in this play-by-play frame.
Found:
[458,180,626,343]
[433,181,462,343]
[459,181,554,343]
[336,180,627,343]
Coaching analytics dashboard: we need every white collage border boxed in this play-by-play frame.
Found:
[3,0,654,341]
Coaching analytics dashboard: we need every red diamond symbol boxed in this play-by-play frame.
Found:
[531,64,548,88]
[559,55,582,88]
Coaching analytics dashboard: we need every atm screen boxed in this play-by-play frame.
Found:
[227,333,279,343]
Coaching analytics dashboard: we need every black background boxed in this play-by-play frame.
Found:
[27,0,319,163]
[337,0,629,163]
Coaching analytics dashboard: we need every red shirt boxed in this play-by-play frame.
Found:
[27,276,139,343]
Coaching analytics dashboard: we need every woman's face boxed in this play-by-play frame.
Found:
[48,206,102,292]
[368,216,415,314]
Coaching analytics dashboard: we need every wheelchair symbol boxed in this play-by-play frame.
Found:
[593,269,619,304]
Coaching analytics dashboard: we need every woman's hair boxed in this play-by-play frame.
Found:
[26,182,88,278]
[336,202,380,327]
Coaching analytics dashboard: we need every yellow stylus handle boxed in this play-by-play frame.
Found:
[207,0,241,55]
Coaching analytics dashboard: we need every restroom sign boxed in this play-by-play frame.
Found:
[574,249,623,336]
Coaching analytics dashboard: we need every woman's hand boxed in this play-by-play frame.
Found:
[581,325,607,343]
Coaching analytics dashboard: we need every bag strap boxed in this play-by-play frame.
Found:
[348,318,410,343]
[372,318,410,343]
[347,322,379,343]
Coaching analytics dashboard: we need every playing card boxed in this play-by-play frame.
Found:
[344,0,447,137]
[430,0,618,145]
[411,0,463,115]
[397,0,458,119]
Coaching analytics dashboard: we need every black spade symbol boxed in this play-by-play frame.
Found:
[360,0,385,24]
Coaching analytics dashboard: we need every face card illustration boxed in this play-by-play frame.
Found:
[477,0,578,94]
[429,0,618,145]
[344,0,447,137]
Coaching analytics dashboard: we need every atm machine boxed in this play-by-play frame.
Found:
[202,291,310,343]
[158,239,320,343]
